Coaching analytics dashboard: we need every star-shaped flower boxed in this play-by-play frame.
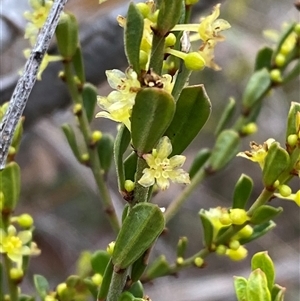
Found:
[138,136,190,190]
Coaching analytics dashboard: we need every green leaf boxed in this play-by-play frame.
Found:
[19,295,35,301]
[242,69,271,109]
[118,291,135,301]
[189,148,211,179]
[207,130,241,172]
[125,3,144,74]
[131,88,175,154]
[176,236,188,258]
[246,269,271,301]
[112,203,165,270]
[251,251,275,292]
[233,276,248,301]
[286,101,300,138]
[83,278,98,298]
[0,162,20,211]
[239,221,276,245]
[255,47,273,71]
[165,85,211,155]
[124,151,138,182]
[262,143,290,187]
[33,274,50,299]
[156,0,182,36]
[199,210,214,248]
[55,13,78,58]
[61,124,81,161]
[128,281,144,298]
[271,284,286,301]
[214,97,236,136]
[82,83,97,122]
[233,174,253,209]
[114,124,131,191]
[97,259,114,301]
[250,205,283,225]
[144,255,171,280]
[131,249,150,283]
[97,134,114,174]
[72,46,86,83]
[91,250,111,275]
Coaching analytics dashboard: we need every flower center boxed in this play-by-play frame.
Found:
[3,236,22,254]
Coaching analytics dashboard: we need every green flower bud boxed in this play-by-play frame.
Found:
[81,153,90,163]
[287,134,298,147]
[270,69,282,83]
[124,180,135,192]
[56,283,67,297]
[275,53,286,67]
[91,273,103,286]
[165,33,177,47]
[136,3,150,18]
[9,268,24,281]
[91,131,103,144]
[294,23,300,35]
[241,122,258,135]
[229,240,240,251]
[184,52,206,71]
[194,257,204,267]
[176,257,184,265]
[237,225,253,238]
[226,245,248,261]
[229,208,249,225]
[216,244,227,255]
[278,184,292,197]
[106,241,115,256]
[73,103,82,115]
[17,214,34,228]
[219,212,231,225]
[273,180,280,188]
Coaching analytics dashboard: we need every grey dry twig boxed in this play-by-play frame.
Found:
[0,0,68,169]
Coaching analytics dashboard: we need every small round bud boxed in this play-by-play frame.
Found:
[275,53,286,67]
[278,184,292,197]
[91,273,103,286]
[91,131,103,144]
[124,180,135,192]
[229,208,249,225]
[216,244,227,255]
[56,283,67,297]
[229,240,240,251]
[81,153,90,163]
[294,23,300,35]
[237,225,253,238]
[165,33,177,47]
[148,10,159,23]
[270,69,282,83]
[226,245,248,261]
[176,257,184,265]
[17,214,34,228]
[184,52,206,71]
[194,257,204,267]
[241,122,258,135]
[219,212,231,225]
[73,103,82,115]
[273,180,280,188]
[136,3,150,17]
[287,134,298,147]
[106,241,115,256]
[9,268,24,280]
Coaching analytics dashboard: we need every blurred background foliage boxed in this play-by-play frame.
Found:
[0,0,299,300]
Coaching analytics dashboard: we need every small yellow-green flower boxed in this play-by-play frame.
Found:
[24,0,54,46]
[96,68,141,130]
[138,136,190,190]
[274,190,300,206]
[237,138,276,169]
[0,225,32,266]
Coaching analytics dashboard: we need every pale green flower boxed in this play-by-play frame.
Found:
[0,225,32,267]
[237,138,276,169]
[138,136,190,190]
[96,68,141,130]
[24,0,54,46]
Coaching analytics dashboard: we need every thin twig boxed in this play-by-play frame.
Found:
[0,0,68,169]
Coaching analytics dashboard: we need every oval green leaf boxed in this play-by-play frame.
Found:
[233,276,248,301]
[255,47,273,71]
[112,203,165,270]
[189,148,211,179]
[97,133,114,174]
[165,85,211,156]
[233,174,253,209]
[91,250,111,275]
[82,83,97,122]
[250,205,283,225]
[199,210,214,248]
[246,269,271,301]
[131,88,175,155]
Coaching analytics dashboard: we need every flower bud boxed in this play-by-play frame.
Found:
[136,3,150,18]
[124,180,135,192]
[91,131,103,144]
[176,257,184,265]
[91,273,103,286]
[165,33,177,47]
[9,268,24,281]
[17,214,34,228]
[216,244,227,255]
[219,212,231,225]
[226,245,248,261]
[229,240,240,251]
[287,134,298,147]
[184,52,206,71]
[73,103,82,115]
[275,53,285,67]
[278,184,292,197]
[241,122,258,135]
[294,23,300,35]
[237,225,253,238]
[56,283,67,297]
[194,257,204,267]
[270,69,282,83]
[81,153,90,163]
[229,208,249,225]
[106,241,115,256]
